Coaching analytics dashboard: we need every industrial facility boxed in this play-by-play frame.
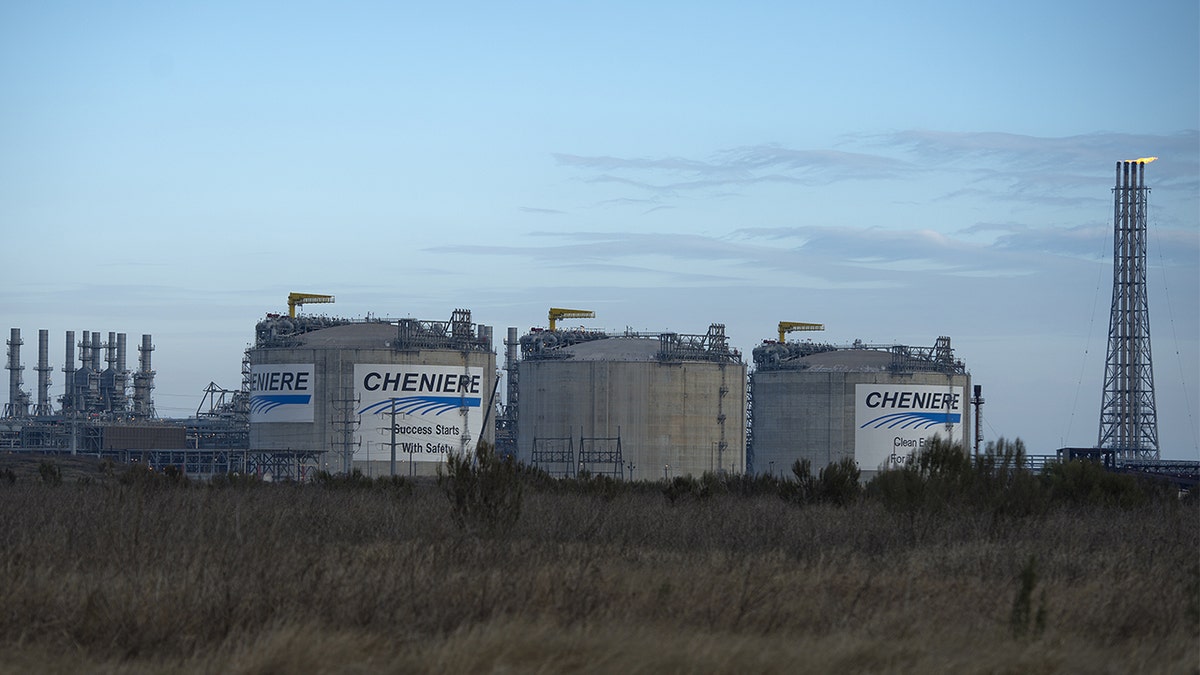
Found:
[4,154,1196,489]
[3,309,971,482]
[0,328,204,466]
[0,325,279,476]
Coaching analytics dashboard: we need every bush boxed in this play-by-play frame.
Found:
[721,471,785,498]
[566,471,626,500]
[1040,459,1160,508]
[374,474,413,497]
[209,472,265,489]
[38,460,62,486]
[774,457,862,506]
[663,475,700,503]
[816,457,861,506]
[119,462,163,487]
[314,468,374,489]
[438,441,523,535]
[864,462,926,513]
[1010,555,1048,640]
[162,464,189,486]
[866,437,1040,514]
[779,459,816,505]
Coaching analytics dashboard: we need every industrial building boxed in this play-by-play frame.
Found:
[749,335,970,478]
[515,322,746,479]
[4,312,975,483]
[248,308,496,478]
[0,328,223,467]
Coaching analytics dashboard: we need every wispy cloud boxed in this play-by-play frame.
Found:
[427,217,1160,292]
[553,144,914,198]
[872,130,1199,172]
[554,130,1199,213]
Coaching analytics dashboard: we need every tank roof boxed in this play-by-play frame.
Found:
[254,309,491,353]
[294,322,396,348]
[792,349,892,372]
[520,324,741,364]
[560,337,661,362]
[753,336,966,375]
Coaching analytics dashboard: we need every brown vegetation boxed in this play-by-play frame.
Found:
[0,453,1195,673]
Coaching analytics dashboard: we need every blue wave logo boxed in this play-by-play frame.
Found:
[359,396,482,417]
[860,412,962,430]
[250,394,312,414]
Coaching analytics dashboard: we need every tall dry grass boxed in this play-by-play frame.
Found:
[0,469,1195,673]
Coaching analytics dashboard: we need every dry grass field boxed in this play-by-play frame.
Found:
[0,455,1196,674]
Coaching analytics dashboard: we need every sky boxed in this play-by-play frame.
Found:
[2,1,1197,460]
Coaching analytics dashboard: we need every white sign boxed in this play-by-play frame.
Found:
[249,363,315,423]
[855,383,965,470]
[354,364,484,463]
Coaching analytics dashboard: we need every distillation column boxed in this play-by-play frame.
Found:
[132,334,155,418]
[101,331,117,413]
[86,332,102,412]
[114,333,129,414]
[75,331,90,412]
[5,328,30,417]
[35,329,52,416]
[61,331,76,414]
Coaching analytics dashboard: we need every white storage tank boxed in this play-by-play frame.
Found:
[248,309,496,477]
[517,324,746,479]
[750,336,971,478]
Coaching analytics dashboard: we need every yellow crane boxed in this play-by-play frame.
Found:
[287,292,335,318]
[778,321,824,343]
[548,307,594,331]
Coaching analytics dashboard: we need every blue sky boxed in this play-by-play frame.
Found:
[2,1,1197,459]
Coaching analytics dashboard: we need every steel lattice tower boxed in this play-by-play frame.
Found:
[1097,160,1159,460]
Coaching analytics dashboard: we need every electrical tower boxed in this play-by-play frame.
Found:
[1097,159,1159,460]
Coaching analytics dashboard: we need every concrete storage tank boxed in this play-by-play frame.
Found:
[248,309,495,477]
[750,336,970,478]
[516,324,746,479]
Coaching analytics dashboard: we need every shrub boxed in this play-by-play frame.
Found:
[314,468,375,489]
[865,462,926,513]
[209,472,265,489]
[38,460,62,486]
[438,441,523,535]
[663,475,700,503]
[780,459,816,505]
[1040,459,1157,508]
[162,464,189,486]
[865,437,1041,514]
[119,462,161,487]
[975,438,1045,516]
[1010,555,1047,640]
[721,471,784,498]
[374,474,413,497]
[568,471,626,500]
[816,457,861,506]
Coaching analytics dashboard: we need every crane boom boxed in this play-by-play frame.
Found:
[548,307,595,331]
[778,321,824,343]
[288,292,335,318]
